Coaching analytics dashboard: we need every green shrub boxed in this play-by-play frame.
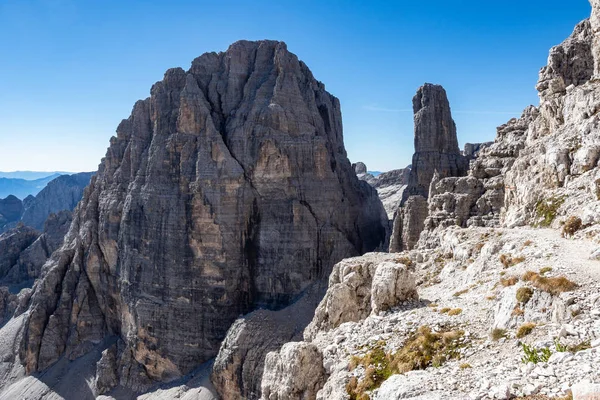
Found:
[535,196,566,227]
[521,342,551,364]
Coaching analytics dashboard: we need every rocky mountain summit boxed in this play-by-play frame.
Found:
[3,3,600,399]
[0,40,387,399]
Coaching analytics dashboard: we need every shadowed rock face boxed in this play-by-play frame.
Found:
[0,211,73,286]
[0,196,24,230]
[19,40,387,389]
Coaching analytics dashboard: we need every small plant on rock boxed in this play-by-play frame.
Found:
[347,327,464,399]
[535,195,566,227]
[395,256,413,266]
[521,342,551,363]
[554,339,568,352]
[516,322,536,338]
[499,254,525,268]
[539,267,553,275]
[561,216,582,237]
[512,306,524,316]
[500,276,518,287]
[447,308,462,316]
[516,287,534,304]
[491,328,507,341]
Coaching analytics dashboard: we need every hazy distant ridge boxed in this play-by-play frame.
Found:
[0,171,73,180]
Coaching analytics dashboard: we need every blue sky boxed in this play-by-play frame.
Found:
[0,0,592,173]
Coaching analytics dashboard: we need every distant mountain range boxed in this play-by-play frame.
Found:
[0,171,73,180]
[0,172,94,232]
[0,174,63,199]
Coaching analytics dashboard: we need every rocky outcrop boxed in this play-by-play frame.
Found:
[0,226,40,282]
[463,142,493,160]
[16,40,387,394]
[303,253,417,341]
[352,162,367,175]
[389,84,468,251]
[259,253,417,399]
[260,342,327,400]
[20,172,93,230]
[402,84,468,201]
[0,173,92,233]
[211,284,323,400]
[499,15,600,227]
[0,211,72,286]
[389,195,429,252]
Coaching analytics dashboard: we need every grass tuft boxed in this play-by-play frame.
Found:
[500,276,518,287]
[499,254,525,268]
[347,326,464,399]
[491,328,507,341]
[522,271,577,295]
[516,287,534,304]
[516,322,536,338]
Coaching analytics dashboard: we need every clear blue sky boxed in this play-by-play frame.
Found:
[0,0,592,173]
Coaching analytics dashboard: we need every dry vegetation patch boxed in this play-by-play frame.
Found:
[516,322,536,338]
[561,216,582,237]
[499,254,525,268]
[500,276,518,287]
[521,271,577,295]
[347,326,464,399]
[516,287,534,304]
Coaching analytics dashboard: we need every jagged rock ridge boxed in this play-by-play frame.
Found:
[15,39,387,394]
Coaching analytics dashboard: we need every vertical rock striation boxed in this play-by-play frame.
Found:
[18,40,388,391]
[402,84,468,201]
[390,84,468,251]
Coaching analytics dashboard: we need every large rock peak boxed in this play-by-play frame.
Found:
[18,40,387,391]
[403,84,467,201]
[391,84,468,251]
[412,83,460,154]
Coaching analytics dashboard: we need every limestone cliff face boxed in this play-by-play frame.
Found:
[19,40,387,390]
[390,84,468,251]
[402,84,468,201]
